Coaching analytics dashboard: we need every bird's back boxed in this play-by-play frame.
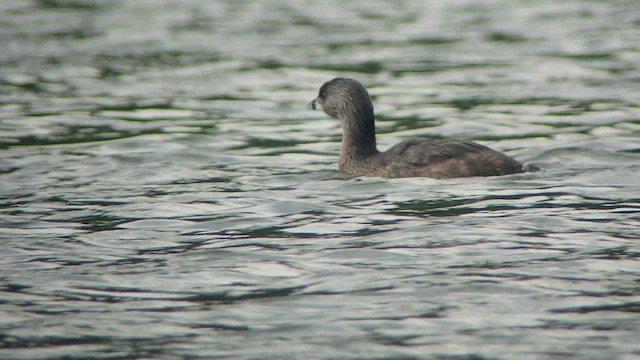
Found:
[374,138,525,178]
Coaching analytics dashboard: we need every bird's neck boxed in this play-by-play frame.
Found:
[339,108,378,161]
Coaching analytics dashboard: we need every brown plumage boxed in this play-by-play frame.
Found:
[309,77,531,178]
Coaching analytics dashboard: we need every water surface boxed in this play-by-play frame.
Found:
[1,0,640,359]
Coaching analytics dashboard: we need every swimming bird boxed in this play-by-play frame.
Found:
[309,77,532,178]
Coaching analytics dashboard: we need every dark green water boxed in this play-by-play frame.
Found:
[1,1,640,359]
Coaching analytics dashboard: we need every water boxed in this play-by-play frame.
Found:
[1,0,640,359]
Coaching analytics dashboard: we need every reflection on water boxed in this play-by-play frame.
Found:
[1,0,640,359]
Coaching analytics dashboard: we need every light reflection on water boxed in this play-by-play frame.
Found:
[1,0,640,359]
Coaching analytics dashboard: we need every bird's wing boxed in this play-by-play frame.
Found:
[382,138,490,166]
